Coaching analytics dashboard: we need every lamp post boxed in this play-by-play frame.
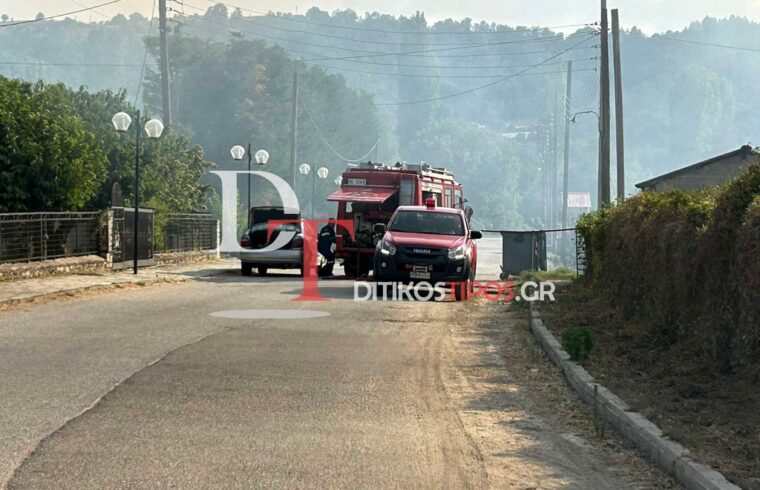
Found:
[298,164,329,218]
[230,145,269,226]
[230,143,269,224]
[112,111,164,274]
[571,110,604,210]
[571,110,600,124]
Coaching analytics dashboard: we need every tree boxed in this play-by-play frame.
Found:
[0,76,215,213]
[141,34,380,217]
[0,77,107,211]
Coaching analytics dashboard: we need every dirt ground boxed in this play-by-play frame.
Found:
[540,285,760,490]
[442,301,678,489]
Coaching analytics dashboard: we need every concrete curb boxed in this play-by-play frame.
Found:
[0,277,186,309]
[528,306,741,490]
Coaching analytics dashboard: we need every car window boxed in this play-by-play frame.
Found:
[248,223,300,233]
[389,211,464,236]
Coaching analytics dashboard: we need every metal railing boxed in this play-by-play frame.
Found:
[157,213,218,253]
[0,212,101,264]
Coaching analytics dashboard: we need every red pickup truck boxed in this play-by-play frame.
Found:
[373,199,482,301]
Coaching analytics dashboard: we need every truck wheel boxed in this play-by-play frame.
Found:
[358,262,372,278]
[379,281,396,299]
[454,267,474,301]
[257,266,268,276]
[454,280,471,301]
[344,262,357,278]
[241,263,253,276]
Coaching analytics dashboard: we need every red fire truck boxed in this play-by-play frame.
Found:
[326,161,467,277]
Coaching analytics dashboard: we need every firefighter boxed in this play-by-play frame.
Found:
[317,223,336,277]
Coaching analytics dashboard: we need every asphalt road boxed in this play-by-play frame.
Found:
[0,251,673,489]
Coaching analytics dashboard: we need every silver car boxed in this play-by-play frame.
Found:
[239,207,303,276]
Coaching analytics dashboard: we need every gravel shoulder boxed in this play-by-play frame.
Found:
[438,301,678,489]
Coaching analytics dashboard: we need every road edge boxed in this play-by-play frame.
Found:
[528,304,741,490]
[2,326,232,490]
[0,277,187,310]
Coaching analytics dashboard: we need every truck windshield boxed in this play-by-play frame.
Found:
[389,211,465,236]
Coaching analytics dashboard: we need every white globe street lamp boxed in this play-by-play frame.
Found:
[111,109,164,274]
[230,145,269,225]
[335,176,343,186]
[144,119,164,139]
[230,145,246,161]
[255,149,269,165]
[112,112,132,133]
[299,163,311,175]
[317,167,329,179]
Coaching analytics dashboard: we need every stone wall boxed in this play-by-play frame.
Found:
[0,255,109,282]
[153,250,220,266]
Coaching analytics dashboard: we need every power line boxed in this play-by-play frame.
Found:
[0,61,157,67]
[300,93,380,163]
[654,35,760,54]
[188,0,593,37]
[316,56,598,71]
[175,14,599,58]
[315,63,597,80]
[376,33,598,106]
[171,22,598,80]
[175,15,581,65]
[575,69,598,111]
[67,0,111,19]
[180,1,591,48]
[134,0,158,106]
[176,10,572,61]
[0,0,123,28]
[303,35,573,62]
[174,20,598,80]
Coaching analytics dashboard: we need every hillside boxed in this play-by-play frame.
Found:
[2,5,759,227]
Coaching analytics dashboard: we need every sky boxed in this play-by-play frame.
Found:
[3,0,760,34]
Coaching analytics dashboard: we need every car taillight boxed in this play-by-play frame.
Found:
[292,236,303,249]
[240,237,250,248]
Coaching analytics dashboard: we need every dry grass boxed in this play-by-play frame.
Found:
[541,285,760,490]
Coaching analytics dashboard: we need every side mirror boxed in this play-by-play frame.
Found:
[373,223,386,234]
[465,206,474,222]
[470,230,483,240]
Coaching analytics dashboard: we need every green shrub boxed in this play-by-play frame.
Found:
[732,195,760,367]
[575,163,760,371]
[561,326,595,362]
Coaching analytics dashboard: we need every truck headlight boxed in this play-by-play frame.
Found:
[448,245,465,260]
[378,239,397,256]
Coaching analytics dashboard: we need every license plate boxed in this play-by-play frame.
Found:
[410,265,430,280]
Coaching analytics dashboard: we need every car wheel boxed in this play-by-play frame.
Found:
[241,263,253,276]
[257,266,268,276]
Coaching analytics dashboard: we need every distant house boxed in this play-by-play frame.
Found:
[636,145,760,192]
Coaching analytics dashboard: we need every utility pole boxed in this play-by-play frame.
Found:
[562,61,573,228]
[290,71,299,188]
[612,9,625,201]
[158,0,172,126]
[551,84,560,228]
[599,0,611,207]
